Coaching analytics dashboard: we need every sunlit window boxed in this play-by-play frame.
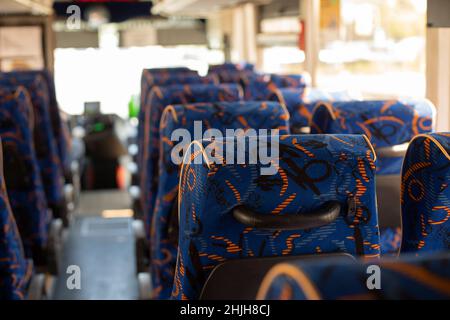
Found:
[54,46,223,117]
[317,0,427,98]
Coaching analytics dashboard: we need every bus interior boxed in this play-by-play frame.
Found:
[0,0,449,303]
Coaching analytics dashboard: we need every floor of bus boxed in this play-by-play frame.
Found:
[53,190,139,300]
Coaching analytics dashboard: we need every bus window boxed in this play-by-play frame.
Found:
[317,0,427,98]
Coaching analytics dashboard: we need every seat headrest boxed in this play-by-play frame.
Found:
[149,83,244,106]
[311,100,436,148]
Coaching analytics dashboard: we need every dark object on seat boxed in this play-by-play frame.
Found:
[401,133,450,254]
[200,253,354,300]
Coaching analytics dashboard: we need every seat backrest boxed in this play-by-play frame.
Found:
[138,73,218,171]
[0,86,50,261]
[151,101,290,299]
[269,74,308,90]
[311,100,436,175]
[140,68,199,108]
[401,133,450,253]
[0,137,33,300]
[172,134,380,300]
[140,84,243,237]
[257,252,450,300]
[208,62,255,73]
[0,72,64,209]
[272,88,353,133]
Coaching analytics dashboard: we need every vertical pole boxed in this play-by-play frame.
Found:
[243,3,258,65]
[301,0,320,87]
[231,6,245,62]
[426,27,450,131]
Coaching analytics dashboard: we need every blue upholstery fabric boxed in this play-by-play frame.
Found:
[151,101,290,299]
[379,227,401,256]
[209,63,255,73]
[0,72,65,207]
[273,88,353,131]
[141,84,243,237]
[6,70,71,173]
[311,100,436,175]
[138,72,217,172]
[41,71,72,173]
[208,69,252,84]
[172,134,380,300]
[401,133,450,253]
[240,74,280,101]
[140,68,198,110]
[258,252,450,300]
[0,138,32,300]
[208,69,280,101]
[0,86,50,260]
[269,74,308,90]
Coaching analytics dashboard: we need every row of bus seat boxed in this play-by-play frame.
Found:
[135,63,449,300]
[256,251,450,300]
[0,70,74,299]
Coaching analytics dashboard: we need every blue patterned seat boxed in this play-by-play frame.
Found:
[141,84,243,238]
[138,71,218,172]
[209,63,255,74]
[269,74,308,90]
[151,101,290,299]
[401,133,450,253]
[140,68,201,115]
[257,252,450,300]
[0,86,50,263]
[0,138,33,300]
[41,71,71,174]
[172,134,380,300]
[272,88,353,133]
[5,70,71,173]
[240,74,281,101]
[310,100,436,175]
[0,72,65,218]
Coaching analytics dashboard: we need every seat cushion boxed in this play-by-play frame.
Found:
[172,134,380,300]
